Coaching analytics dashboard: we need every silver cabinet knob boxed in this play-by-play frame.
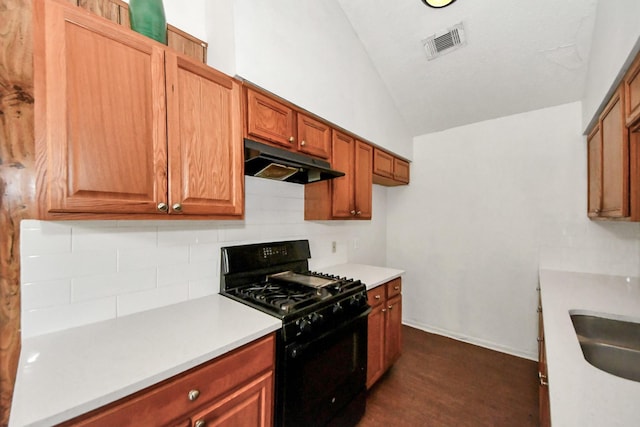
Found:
[195,420,206,427]
[394,286,400,291]
[356,211,362,216]
[289,136,295,143]
[350,210,356,215]
[374,295,381,300]
[300,140,306,146]
[157,202,168,213]
[388,305,393,310]
[172,203,183,213]
[188,389,200,401]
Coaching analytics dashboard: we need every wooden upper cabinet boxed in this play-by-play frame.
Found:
[373,149,394,178]
[246,89,295,149]
[297,113,331,159]
[37,0,243,219]
[587,125,603,218]
[625,53,640,130]
[166,52,243,216]
[331,131,356,218]
[354,141,373,219]
[599,86,629,218]
[304,134,372,220]
[393,158,410,183]
[40,0,167,215]
[373,148,410,186]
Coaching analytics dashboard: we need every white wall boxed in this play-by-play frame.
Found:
[20,178,388,338]
[387,102,640,360]
[581,0,640,130]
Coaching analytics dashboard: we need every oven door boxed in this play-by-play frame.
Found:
[278,310,369,427]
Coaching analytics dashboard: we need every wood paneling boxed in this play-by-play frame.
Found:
[77,0,127,25]
[358,326,539,427]
[0,0,37,424]
[167,24,207,64]
[625,53,640,129]
[373,148,393,178]
[393,158,410,183]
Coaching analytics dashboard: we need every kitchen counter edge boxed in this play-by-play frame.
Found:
[538,269,640,427]
[9,294,281,427]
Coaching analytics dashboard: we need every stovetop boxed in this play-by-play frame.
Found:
[219,240,369,342]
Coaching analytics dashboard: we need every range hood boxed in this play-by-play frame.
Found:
[244,139,345,184]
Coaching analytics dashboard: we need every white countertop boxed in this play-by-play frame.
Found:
[10,295,281,427]
[539,269,640,427]
[319,263,404,290]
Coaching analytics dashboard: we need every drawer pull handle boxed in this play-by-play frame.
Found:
[188,389,200,401]
[388,305,393,310]
[374,295,381,300]
[195,420,206,427]
[394,286,400,290]
[381,308,387,312]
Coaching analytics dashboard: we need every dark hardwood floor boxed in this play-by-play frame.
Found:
[358,325,539,427]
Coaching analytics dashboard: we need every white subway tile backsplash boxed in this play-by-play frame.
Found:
[19,178,388,337]
[118,246,189,271]
[117,283,189,317]
[22,250,117,283]
[21,280,71,310]
[73,227,157,251]
[189,277,219,299]
[22,297,117,338]
[72,268,157,302]
[20,227,72,256]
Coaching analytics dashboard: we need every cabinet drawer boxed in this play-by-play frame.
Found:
[65,334,275,426]
[386,278,402,298]
[367,287,385,307]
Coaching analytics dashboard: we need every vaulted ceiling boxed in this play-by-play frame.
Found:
[337,0,598,136]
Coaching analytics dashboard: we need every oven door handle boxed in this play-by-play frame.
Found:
[287,308,371,359]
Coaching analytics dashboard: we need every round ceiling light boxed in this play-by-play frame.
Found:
[422,0,458,8]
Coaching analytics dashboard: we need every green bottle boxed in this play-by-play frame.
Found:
[129,0,167,44]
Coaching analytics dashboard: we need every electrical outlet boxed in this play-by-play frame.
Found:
[331,241,337,253]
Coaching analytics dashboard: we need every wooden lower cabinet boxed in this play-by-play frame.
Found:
[366,278,403,388]
[538,289,551,427]
[62,334,275,427]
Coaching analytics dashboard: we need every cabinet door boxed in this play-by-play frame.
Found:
[190,372,273,427]
[331,131,355,218]
[297,113,330,159]
[166,52,243,216]
[587,125,602,217]
[42,1,167,214]
[373,149,394,178]
[354,141,373,219]
[600,87,630,217]
[366,302,386,389]
[246,89,295,149]
[385,294,402,368]
[393,158,410,184]
[625,54,640,129]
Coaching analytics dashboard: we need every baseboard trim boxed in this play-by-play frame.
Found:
[402,319,538,361]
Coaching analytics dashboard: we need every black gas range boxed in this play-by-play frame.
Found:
[220,240,370,427]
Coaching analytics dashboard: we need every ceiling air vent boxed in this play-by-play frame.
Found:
[422,22,466,60]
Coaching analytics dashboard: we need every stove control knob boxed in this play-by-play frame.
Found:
[332,302,343,314]
[297,318,311,333]
[309,312,323,324]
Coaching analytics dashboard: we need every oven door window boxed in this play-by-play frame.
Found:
[280,314,367,427]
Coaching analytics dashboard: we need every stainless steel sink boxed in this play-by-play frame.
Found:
[570,314,640,382]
